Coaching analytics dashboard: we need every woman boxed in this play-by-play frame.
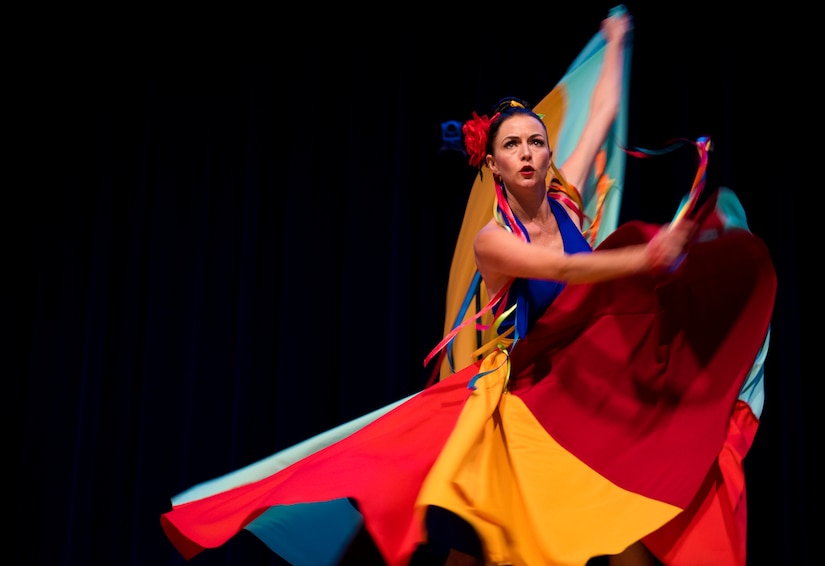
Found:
[161,8,775,565]
[430,13,677,564]
[424,13,676,565]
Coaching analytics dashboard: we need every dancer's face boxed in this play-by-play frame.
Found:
[486,114,552,191]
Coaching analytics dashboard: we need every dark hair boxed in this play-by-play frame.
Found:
[486,97,548,156]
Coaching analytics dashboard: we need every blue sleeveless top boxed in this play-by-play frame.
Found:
[499,197,592,337]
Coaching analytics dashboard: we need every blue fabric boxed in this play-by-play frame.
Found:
[246,498,363,566]
[499,197,592,337]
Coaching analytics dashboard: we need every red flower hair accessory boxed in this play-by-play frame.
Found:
[462,111,499,168]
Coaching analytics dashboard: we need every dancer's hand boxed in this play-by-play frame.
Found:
[645,220,693,270]
[600,10,632,43]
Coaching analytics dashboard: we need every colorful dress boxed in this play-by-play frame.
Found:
[160,187,776,565]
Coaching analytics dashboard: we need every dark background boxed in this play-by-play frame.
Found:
[12,2,808,564]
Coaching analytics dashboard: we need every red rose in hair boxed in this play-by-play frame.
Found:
[462,111,499,168]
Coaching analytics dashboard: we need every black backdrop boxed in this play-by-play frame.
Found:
[12,2,808,565]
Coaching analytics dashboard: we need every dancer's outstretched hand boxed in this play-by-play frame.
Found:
[645,220,694,270]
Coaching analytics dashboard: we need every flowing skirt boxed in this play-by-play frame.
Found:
[161,190,776,565]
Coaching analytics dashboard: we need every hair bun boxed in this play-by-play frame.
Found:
[491,97,532,115]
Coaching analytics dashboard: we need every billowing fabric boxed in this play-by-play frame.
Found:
[161,188,776,565]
